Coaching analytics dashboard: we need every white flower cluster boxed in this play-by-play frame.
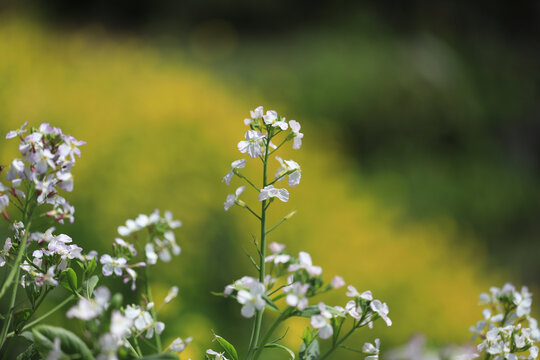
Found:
[3,122,85,223]
[98,210,182,289]
[223,106,304,211]
[471,283,539,360]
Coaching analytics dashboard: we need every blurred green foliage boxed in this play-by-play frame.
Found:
[0,12,531,359]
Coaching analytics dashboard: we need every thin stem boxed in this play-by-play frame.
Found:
[253,309,292,360]
[246,130,271,360]
[243,205,262,220]
[0,221,31,301]
[144,266,162,352]
[266,218,288,235]
[235,172,260,192]
[269,137,289,156]
[133,336,143,357]
[0,268,20,348]
[6,294,76,338]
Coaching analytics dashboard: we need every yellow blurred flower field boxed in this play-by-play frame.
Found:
[0,14,508,359]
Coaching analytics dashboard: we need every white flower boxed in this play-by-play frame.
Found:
[0,238,12,267]
[6,159,25,182]
[263,110,288,130]
[170,336,192,353]
[96,334,119,360]
[110,310,132,338]
[370,300,392,326]
[258,185,289,202]
[67,286,110,320]
[117,219,139,237]
[285,282,310,310]
[145,243,158,265]
[58,135,85,162]
[6,122,28,139]
[345,300,362,320]
[238,130,265,158]
[46,338,63,360]
[237,280,266,318]
[100,254,127,276]
[165,286,179,303]
[125,305,153,332]
[222,159,247,185]
[289,120,304,149]
[265,242,291,264]
[275,157,301,187]
[164,210,182,229]
[145,320,165,339]
[0,194,9,213]
[224,186,245,211]
[115,238,137,256]
[250,106,264,119]
[346,285,373,300]
[36,265,58,287]
[207,349,229,360]
[363,338,380,360]
[331,276,345,289]
[288,252,322,276]
[311,302,333,339]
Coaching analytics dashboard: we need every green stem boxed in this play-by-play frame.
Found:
[144,266,162,352]
[253,309,291,360]
[235,172,260,192]
[0,268,20,349]
[246,130,271,360]
[6,294,76,339]
[133,336,143,357]
[0,221,31,301]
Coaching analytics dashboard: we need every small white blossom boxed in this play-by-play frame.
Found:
[363,338,380,360]
[289,120,304,149]
[207,349,229,360]
[258,185,289,202]
[170,336,192,353]
[6,122,28,139]
[285,282,310,310]
[370,300,392,326]
[100,254,127,276]
[222,159,247,185]
[224,186,245,211]
[237,280,266,318]
[263,110,288,130]
[288,251,322,276]
[311,302,333,339]
[67,286,110,320]
[238,130,266,158]
[275,157,301,187]
[331,275,345,289]
[165,286,179,303]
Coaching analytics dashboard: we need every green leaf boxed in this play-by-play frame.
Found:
[213,334,239,360]
[60,268,78,293]
[16,344,41,360]
[140,354,179,360]
[86,275,99,295]
[264,343,295,359]
[299,339,320,360]
[19,330,34,342]
[32,325,94,360]
[13,308,32,330]
[86,257,97,275]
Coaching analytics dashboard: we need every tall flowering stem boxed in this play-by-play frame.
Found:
[217,107,391,360]
[247,128,271,359]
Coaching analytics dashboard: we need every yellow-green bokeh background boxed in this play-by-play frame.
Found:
[0,14,518,359]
